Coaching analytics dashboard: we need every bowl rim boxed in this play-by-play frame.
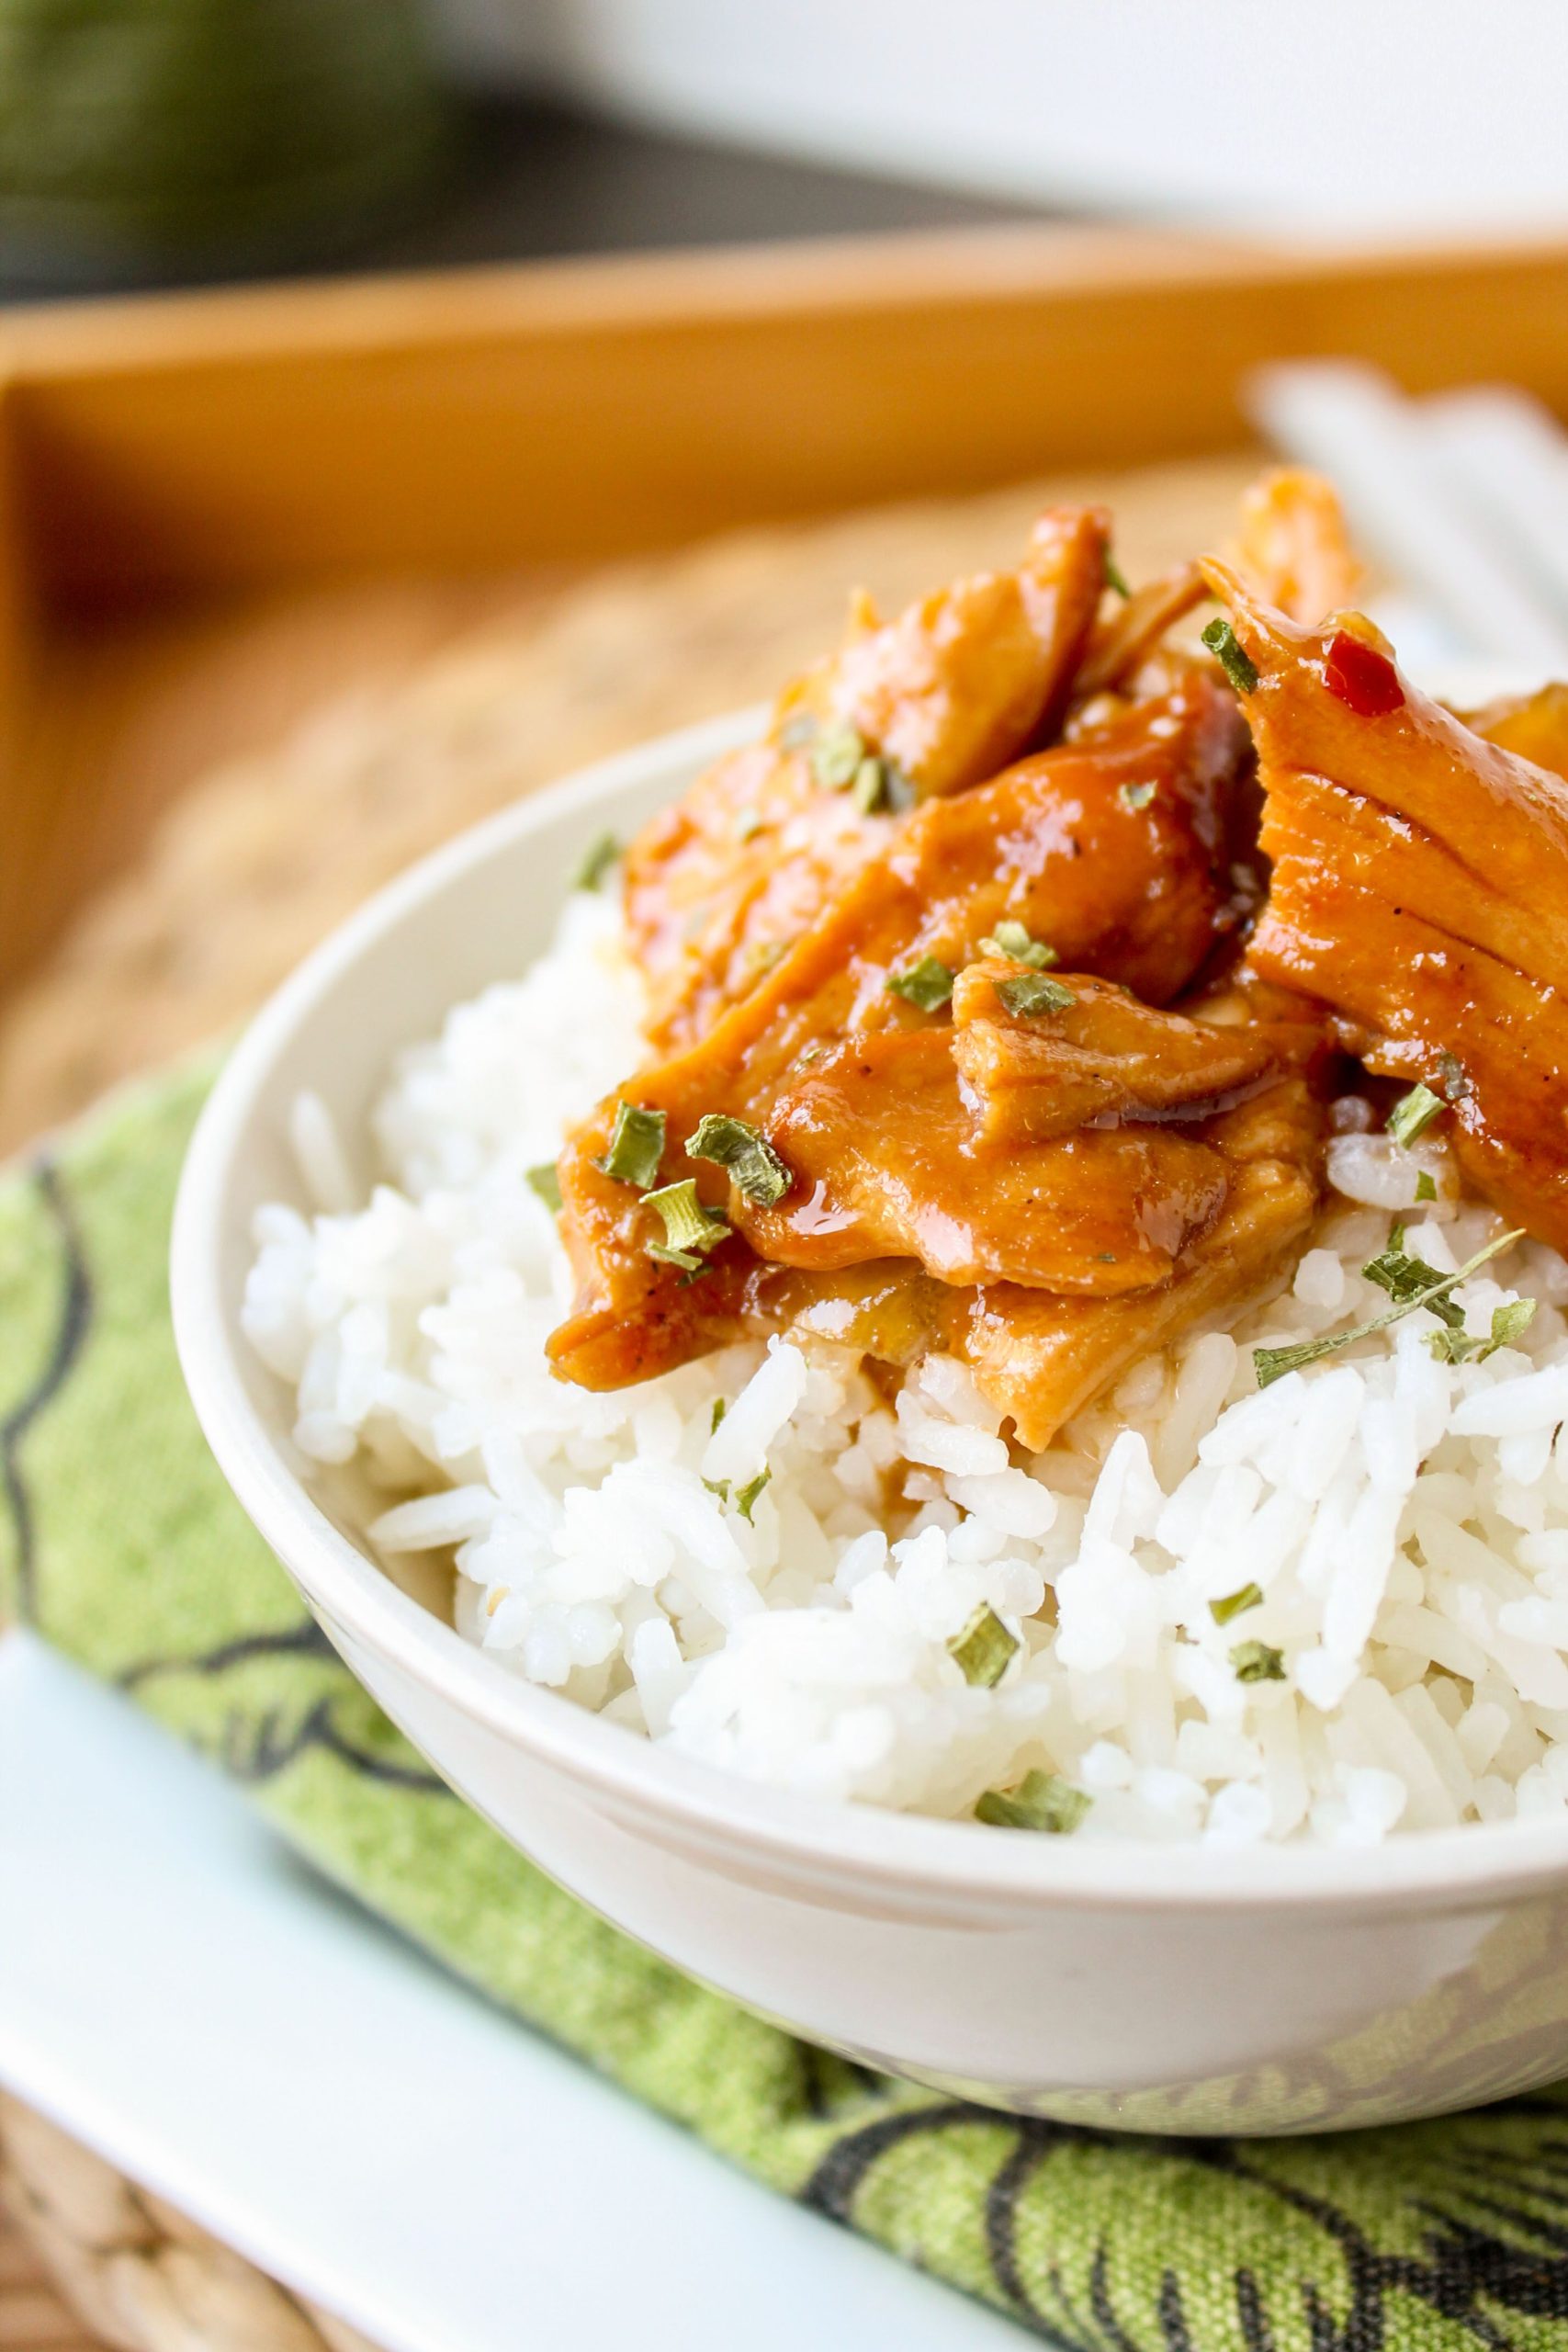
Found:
[172,707,1568,1915]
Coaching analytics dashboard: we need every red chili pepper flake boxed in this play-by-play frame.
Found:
[1325,629,1404,717]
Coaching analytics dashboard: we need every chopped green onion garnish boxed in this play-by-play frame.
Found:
[1363,1223,1481,1344]
[570,831,621,891]
[1387,1083,1444,1147]
[1231,1640,1286,1684]
[850,756,916,815]
[649,1242,711,1281]
[778,710,818,752]
[1210,1582,1263,1626]
[995,972,1077,1017]
[947,1603,1020,1690]
[978,920,1057,969]
[525,1162,563,1213]
[1253,1228,1525,1388]
[1201,616,1259,695]
[595,1102,667,1189]
[705,1466,770,1518]
[644,1178,728,1257]
[813,724,866,791]
[1416,1170,1438,1203]
[710,1398,727,1433]
[1363,1227,1451,1312]
[886,956,955,1012]
[1489,1297,1539,1352]
[736,1468,772,1523]
[1427,1296,1538,1366]
[1118,779,1157,812]
[975,1770,1090,1834]
[688,1112,792,1206]
[1103,548,1133,599]
[735,807,765,842]
[851,755,891,814]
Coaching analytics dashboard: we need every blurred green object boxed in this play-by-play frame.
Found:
[0,0,450,282]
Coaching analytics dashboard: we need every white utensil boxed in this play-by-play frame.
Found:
[1247,358,1568,669]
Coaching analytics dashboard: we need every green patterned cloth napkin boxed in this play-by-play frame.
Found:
[7,1061,1568,2349]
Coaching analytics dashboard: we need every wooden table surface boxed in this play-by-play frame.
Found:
[0,2210,96,2352]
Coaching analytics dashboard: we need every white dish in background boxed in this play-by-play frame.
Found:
[0,1633,1018,2352]
[445,0,1568,240]
[171,705,1568,2136]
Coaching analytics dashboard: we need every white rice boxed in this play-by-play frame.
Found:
[243,888,1568,1843]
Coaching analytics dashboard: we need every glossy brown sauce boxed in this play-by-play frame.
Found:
[545,477,1568,1450]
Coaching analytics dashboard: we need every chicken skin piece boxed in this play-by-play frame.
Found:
[1201,560,1568,1250]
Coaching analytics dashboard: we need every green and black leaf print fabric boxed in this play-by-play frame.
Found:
[10,1061,1568,2349]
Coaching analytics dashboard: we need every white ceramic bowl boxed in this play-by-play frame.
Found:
[174,709,1568,2136]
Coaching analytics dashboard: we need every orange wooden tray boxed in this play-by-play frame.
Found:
[5,222,1568,1000]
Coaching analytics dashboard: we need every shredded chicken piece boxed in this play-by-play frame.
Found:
[948,963,1280,1145]
[1230,467,1361,625]
[623,506,1111,1050]
[739,1019,1234,1295]
[548,678,1264,1405]
[610,1063,1322,1453]
[958,1080,1324,1449]
[1201,559,1568,1250]
[1469,682,1568,781]
[810,504,1112,797]
[1076,562,1207,697]
[540,478,1367,1446]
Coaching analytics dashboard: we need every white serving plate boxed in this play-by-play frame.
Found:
[0,1631,1017,2352]
[447,0,1568,239]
